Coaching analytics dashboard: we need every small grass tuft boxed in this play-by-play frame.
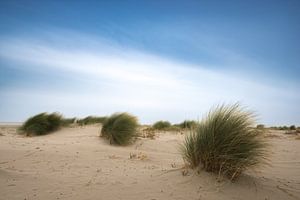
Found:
[20,112,63,136]
[178,120,198,129]
[101,113,138,145]
[153,121,171,130]
[181,103,268,181]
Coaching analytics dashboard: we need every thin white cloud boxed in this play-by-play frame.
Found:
[0,31,299,125]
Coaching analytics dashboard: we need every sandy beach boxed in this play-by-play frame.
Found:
[0,124,299,200]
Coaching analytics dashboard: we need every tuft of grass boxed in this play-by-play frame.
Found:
[178,120,198,129]
[181,103,268,181]
[101,113,138,145]
[20,112,63,136]
[153,121,171,130]
[77,116,107,125]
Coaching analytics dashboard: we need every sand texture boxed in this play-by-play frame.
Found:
[0,125,299,200]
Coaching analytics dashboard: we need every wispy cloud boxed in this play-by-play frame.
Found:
[0,31,299,125]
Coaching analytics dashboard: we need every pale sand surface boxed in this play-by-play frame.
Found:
[0,125,299,200]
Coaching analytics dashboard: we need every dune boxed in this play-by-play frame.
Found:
[0,124,299,200]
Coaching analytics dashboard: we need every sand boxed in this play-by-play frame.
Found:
[0,125,299,200]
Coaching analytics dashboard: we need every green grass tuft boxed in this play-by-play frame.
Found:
[181,103,268,180]
[152,121,171,130]
[101,113,138,145]
[20,112,63,136]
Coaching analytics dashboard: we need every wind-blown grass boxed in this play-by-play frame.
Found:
[77,116,107,125]
[153,121,171,130]
[101,113,138,145]
[181,104,268,180]
[20,112,63,136]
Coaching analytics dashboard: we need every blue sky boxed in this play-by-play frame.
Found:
[0,0,299,125]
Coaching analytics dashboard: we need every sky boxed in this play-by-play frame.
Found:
[0,0,299,125]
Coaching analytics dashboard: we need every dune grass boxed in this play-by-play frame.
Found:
[20,112,63,136]
[152,120,171,130]
[61,117,76,126]
[178,120,198,129]
[181,103,268,180]
[77,116,107,125]
[101,113,138,145]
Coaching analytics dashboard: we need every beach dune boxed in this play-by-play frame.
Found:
[0,124,299,200]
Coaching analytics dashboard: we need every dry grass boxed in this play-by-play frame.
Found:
[141,127,156,139]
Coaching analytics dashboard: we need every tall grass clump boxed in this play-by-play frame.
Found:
[181,104,267,180]
[20,112,63,136]
[101,113,138,145]
[153,121,171,130]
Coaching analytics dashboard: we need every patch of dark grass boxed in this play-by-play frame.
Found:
[279,126,289,130]
[290,125,296,130]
